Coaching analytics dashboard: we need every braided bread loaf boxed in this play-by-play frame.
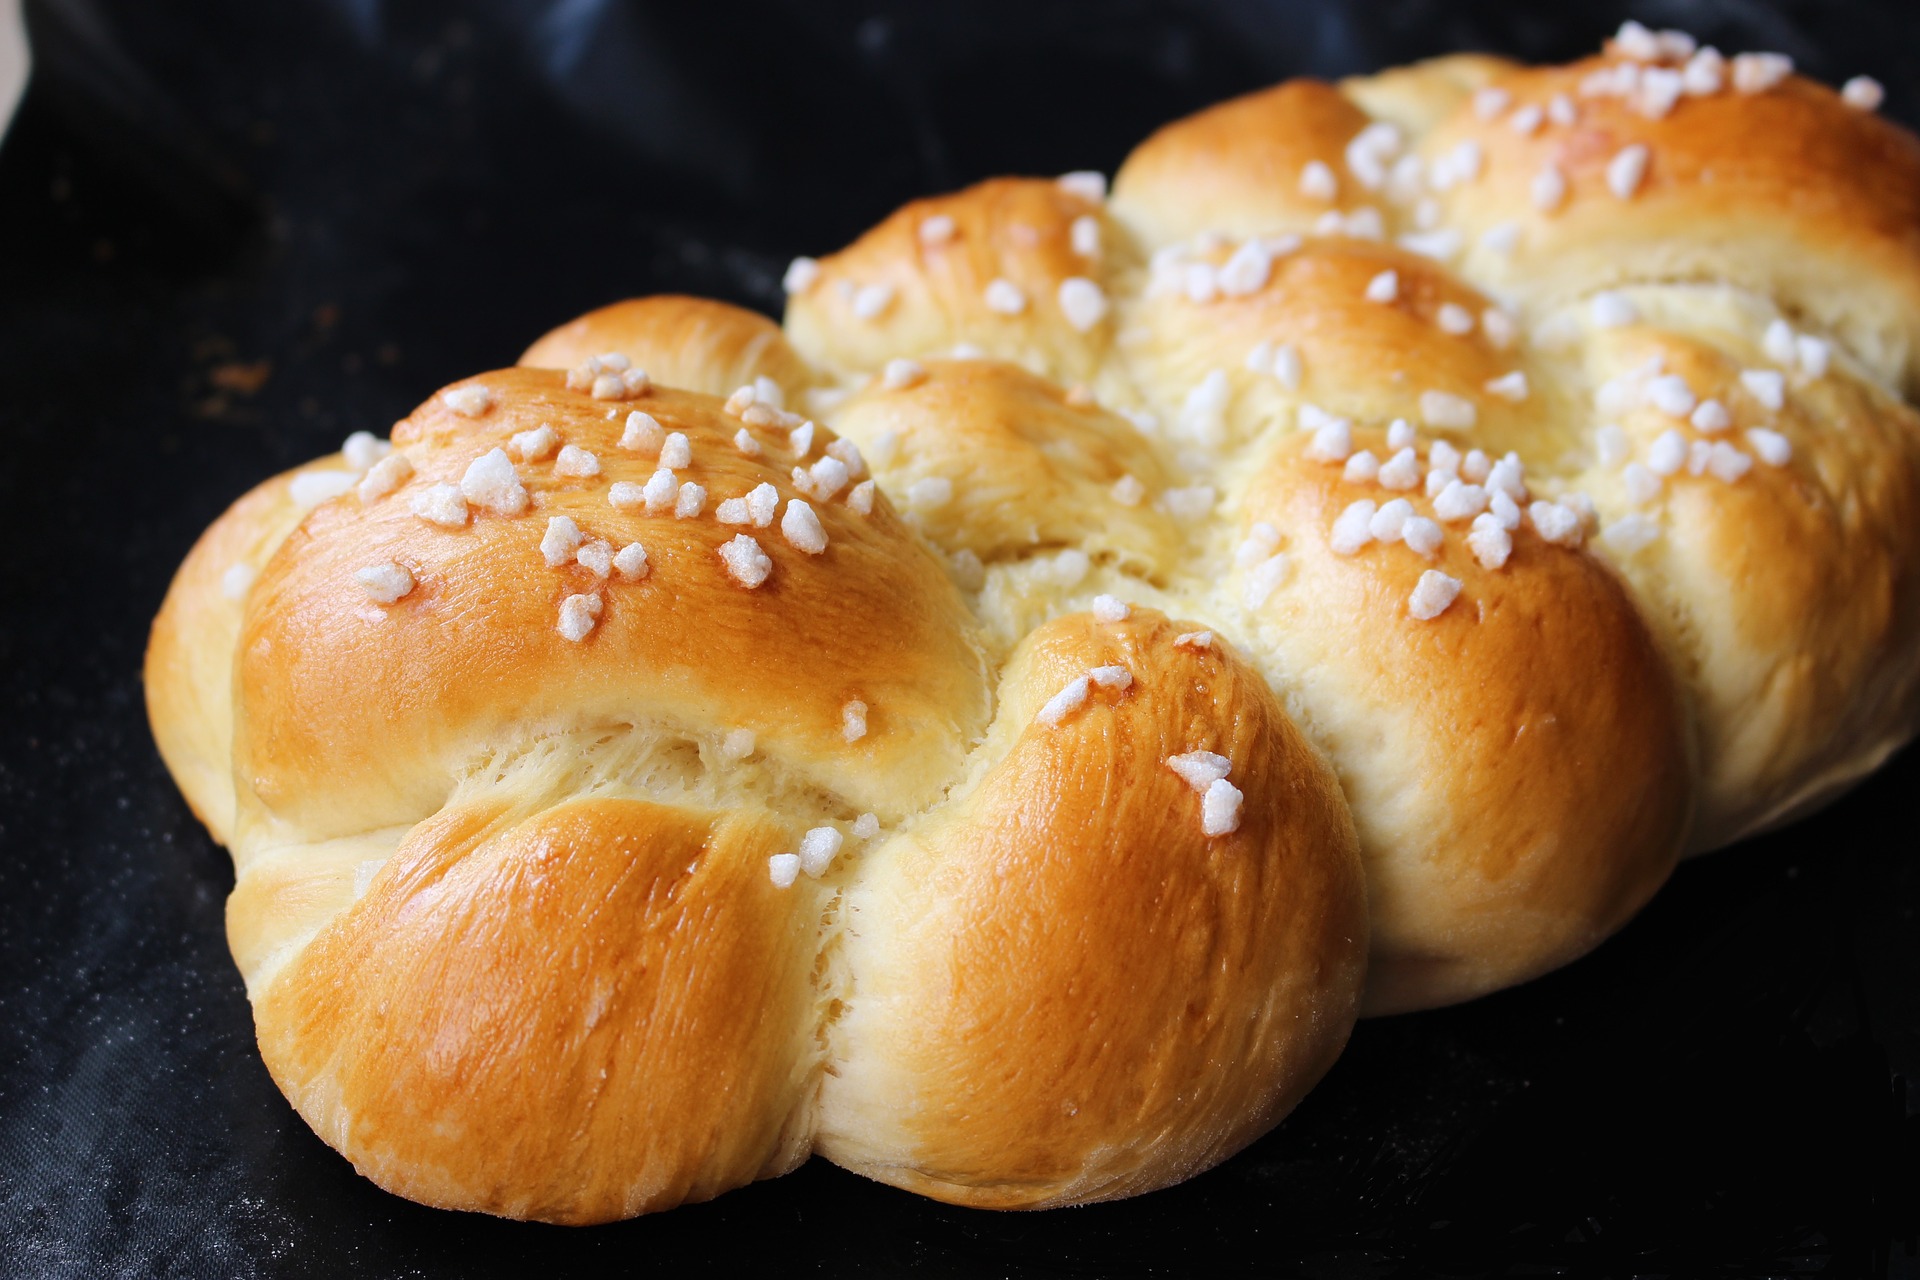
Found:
[146,27,1920,1223]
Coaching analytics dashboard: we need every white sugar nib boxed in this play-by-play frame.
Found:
[1201,778,1244,836]
[1166,751,1231,793]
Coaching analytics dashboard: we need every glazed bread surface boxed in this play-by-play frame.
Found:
[151,362,1367,1222]
[148,26,1920,1221]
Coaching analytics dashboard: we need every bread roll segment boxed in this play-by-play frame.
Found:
[818,609,1366,1206]
[826,358,1181,573]
[784,178,1119,389]
[146,26,1920,1222]
[1553,297,1920,849]
[1232,431,1691,1015]
[1422,56,1920,391]
[520,295,817,399]
[229,369,992,847]
[252,796,824,1224]
[147,463,346,845]
[1121,237,1536,451]
[1110,79,1375,248]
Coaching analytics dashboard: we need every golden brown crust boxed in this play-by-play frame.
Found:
[252,797,822,1223]
[1425,58,1920,390]
[817,609,1366,1205]
[1111,80,1372,249]
[826,359,1180,573]
[146,464,353,845]
[232,369,991,844]
[785,178,1118,387]
[155,367,1370,1222]
[1123,238,1536,450]
[1339,53,1520,134]
[1237,432,1691,1014]
[145,35,1920,1225]
[1563,314,1920,849]
[518,295,817,397]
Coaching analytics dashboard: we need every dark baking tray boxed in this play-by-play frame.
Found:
[1,1,1916,1275]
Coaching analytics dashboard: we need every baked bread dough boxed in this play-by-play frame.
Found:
[147,27,1920,1221]
[148,367,1367,1220]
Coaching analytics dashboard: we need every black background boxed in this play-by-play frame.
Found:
[2,1,1918,1275]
